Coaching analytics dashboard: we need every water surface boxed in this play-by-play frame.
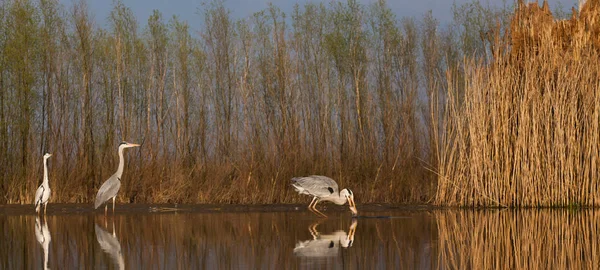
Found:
[1,205,599,269]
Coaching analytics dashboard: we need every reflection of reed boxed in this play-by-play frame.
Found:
[5,209,600,269]
[0,210,439,269]
[436,210,600,269]
[22,209,600,268]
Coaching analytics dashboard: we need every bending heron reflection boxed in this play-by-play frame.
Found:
[94,142,139,215]
[95,222,125,270]
[292,175,358,217]
[34,153,52,215]
[34,216,51,270]
[294,219,358,258]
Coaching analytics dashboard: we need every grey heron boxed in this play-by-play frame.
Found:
[293,219,357,258]
[291,175,358,217]
[95,222,124,270]
[94,141,140,215]
[34,216,51,270]
[34,153,52,215]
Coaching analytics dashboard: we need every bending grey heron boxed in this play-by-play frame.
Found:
[34,153,52,215]
[94,141,140,215]
[293,219,357,258]
[291,175,358,217]
[35,216,52,270]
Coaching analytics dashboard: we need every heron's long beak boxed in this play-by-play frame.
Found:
[129,143,141,147]
[48,154,52,157]
[348,197,358,216]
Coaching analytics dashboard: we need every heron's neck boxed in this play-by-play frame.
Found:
[43,158,49,186]
[331,193,347,205]
[43,245,49,270]
[116,147,125,178]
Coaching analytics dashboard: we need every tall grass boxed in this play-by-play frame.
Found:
[435,0,600,206]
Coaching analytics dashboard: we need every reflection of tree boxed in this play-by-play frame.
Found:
[294,219,357,258]
[95,221,124,270]
[34,217,51,270]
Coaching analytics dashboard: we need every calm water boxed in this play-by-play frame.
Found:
[1,205,599,269]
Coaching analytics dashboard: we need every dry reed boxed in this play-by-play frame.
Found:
[435,0,600,206]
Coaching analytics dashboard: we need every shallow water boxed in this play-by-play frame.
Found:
[1,205,599,269]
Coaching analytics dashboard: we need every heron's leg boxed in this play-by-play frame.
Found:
[104,204,108,216]
[308,198,325,217]
[312,200,327,218]
[308,221,322,239]
[112,197,116,214]
[348,219,357,239]
[44,203,48,216]
[307,197,317,214]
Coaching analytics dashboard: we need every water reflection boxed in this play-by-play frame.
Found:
[1,206,599,269]
[435,209,600,269]
[294,219,357,258]
[95,220,124,270]
[34,217,51,270]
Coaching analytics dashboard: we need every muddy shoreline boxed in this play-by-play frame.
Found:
[0,203,435,215]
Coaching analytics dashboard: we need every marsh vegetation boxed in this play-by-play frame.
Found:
[0,0,597,207]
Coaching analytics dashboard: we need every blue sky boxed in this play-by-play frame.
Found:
[59,0,579,29]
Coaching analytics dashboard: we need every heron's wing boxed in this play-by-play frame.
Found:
[95,175,121,208]
[292,175,339,197]
[34,185,44,207]
[293,239,340,257]
[34,217,44,243]
[95,223,124,269]
[41,187,51,204]
[95,224,121,252]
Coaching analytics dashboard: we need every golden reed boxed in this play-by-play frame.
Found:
[435,0,600,206]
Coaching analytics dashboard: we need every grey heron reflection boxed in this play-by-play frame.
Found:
[34,216,51,270]
[95,221,125,270]
[294,219,358,258]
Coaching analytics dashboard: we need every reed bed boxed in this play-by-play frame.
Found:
[435,0,600,206]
